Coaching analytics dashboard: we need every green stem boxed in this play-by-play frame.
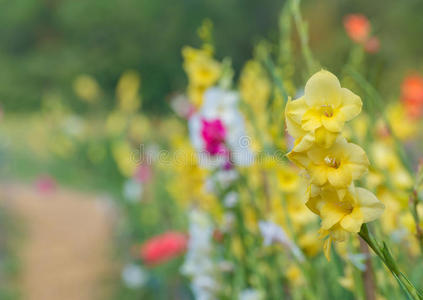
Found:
[409,189,423,253]
[291,0,318,76]
[359,224,423,300]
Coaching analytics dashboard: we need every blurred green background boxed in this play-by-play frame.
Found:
[0,0,284,113]
[1,0,423,114]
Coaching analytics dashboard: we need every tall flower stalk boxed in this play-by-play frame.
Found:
[285,70,422,299]
[359,224,422,300]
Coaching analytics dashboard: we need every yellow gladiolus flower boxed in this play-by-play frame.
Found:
[309,185,384,259]
[285,69,385,262]
[187,84,207,108]
[276,166,300,193]
[286,264,304,287]
[339,265,354,291]
[112,140,137,177]
[286,70,362,148]
[387,102,418,141]
[308,186,384,234]
[116,70,141,113]
[298,232,322,257]
[240,60,271,112]
[182,46,221,87]
[73,74,100,103]
[288,137,369,188]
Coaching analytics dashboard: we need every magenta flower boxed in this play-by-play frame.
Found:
[200,118,227,155]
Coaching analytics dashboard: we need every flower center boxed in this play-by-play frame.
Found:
[320,105,334,117]
[324,156,340,169]
[336,200,353,213]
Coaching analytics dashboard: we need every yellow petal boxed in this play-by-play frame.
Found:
[327,167,353,188]
[340,208,363,233]
[285,98,308,138]
[339,88,362,122]
[306,195,322,215]
[286,97,308,124]
[315,127,338,148]
[302,108,322,131]
[355,188,385,223]
[308,164,329,186]
[309,184,321,198]
[342,143,369,179]
[292,133,315,152]
[286,114,306,139]
[320,200,346,229]
[307,144,327,164]
[286,151,310,169]
[304,70,341,107]
[321,109,346,132]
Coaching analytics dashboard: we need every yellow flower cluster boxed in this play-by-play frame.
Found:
[182,46,221,107]
[73,74,101,103]
[166,137,222,218]
[285,70,385,259]
[116,70,142,113]
[240,60,271,148]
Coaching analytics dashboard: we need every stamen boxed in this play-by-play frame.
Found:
[321,105,334,117]
[324,156,340,168]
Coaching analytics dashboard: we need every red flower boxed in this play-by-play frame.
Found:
[344,14,371,44]
[401,74,423,118]
[140,232,187,265]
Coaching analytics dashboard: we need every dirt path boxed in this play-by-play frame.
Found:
[1,184,117,300]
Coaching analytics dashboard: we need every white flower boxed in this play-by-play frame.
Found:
[223,191,238,208]
[258,220,304,261]
[216,169,239,188]
[181,209,220,300]
[222,212,236,232]
[204,169,239,193]
[391,228,408,243]
[188,87,254,168]
[63,115,84,137]
[238,288,264,300]
[170,93,194,118]
[218,260,234,272]
[121,264,147,289]
[347,253,368,271]
[123,179,143,203]
[144,144,160,164]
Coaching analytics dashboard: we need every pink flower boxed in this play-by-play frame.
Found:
[134,164,152,183]
[35,175,57,194]
[170,94,196,119]
[140,232,187,266]
[201,118,227,155]
[344,14,371,43]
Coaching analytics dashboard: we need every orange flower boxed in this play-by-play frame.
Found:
[401,74,423,118]
[402,75,423,103]
[343,14,370,43]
